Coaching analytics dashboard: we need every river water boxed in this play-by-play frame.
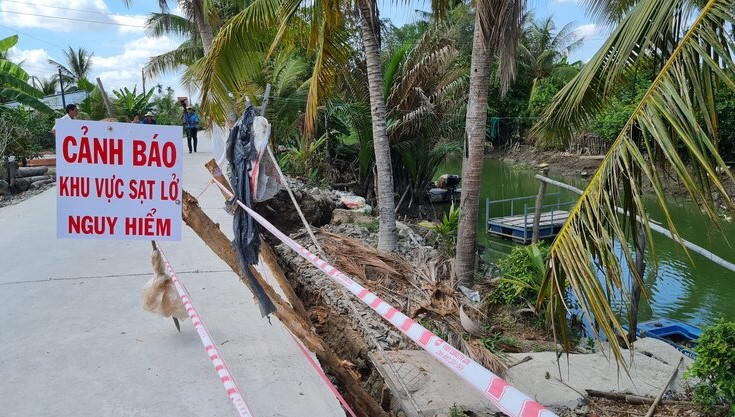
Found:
[439,157,735,328]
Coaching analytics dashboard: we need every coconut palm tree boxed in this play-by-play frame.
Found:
[124,0,214,53]
[193,0,403,251]
[31,76,57,96]
[384,23,467,203]
[0,35,53,113]
[48,47,94,92]
[454,0,526,285]
[143,12,203,78]
[531,0,735,365]
[519,15,583,104]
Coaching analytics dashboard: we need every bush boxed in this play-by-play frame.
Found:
[687,321,735,415]
[0,107,54,163]
[491,242,549,306]
[432,202,460,256]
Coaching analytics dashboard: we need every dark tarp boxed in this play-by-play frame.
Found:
[227,104,276,317]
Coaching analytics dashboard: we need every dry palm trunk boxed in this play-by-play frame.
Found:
[181,190,387,417]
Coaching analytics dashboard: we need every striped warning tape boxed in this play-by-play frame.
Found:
[154,241,256,417]
[210,179,558,417]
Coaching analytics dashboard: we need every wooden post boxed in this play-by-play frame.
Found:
[95,77,114,118]
[532,165,550,243]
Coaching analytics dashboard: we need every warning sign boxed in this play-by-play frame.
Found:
[56,119,183,241]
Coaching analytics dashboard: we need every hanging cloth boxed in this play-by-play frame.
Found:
[227,103,277,317]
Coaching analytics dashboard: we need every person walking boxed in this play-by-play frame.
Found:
[184,106,199,153]
[51,103,78,135]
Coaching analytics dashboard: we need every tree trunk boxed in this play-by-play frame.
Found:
[191,0,215,54]
[181,190,388,417]
[358,0,397,253]
[455,15,491,286]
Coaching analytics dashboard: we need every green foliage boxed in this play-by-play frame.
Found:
[491,243,549,306]
[0,107,53,162]
[448,404,466,417]
[480,333,521,354]
[280,133,328,184]
[112,86,155,120]
[150,86,186,126]
[432,203,460,256]
[0,35,53,114]
[687,321,735,415]
[716,87,735,160]
[588,78,649,143]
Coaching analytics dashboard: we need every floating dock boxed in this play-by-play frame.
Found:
[485,194,574,244]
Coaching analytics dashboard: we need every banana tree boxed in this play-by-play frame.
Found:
[0,35,53,114]
[112,86,155,120]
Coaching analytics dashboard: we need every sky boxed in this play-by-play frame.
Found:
[0,0,612,105]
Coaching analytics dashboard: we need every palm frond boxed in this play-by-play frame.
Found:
[541,0,735,368]
[532,0,689,146]
[145,41,203,78]
[146,12,198,38]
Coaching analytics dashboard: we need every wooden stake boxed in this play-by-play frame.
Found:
[643,357,683,417]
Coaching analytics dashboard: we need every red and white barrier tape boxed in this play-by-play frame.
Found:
[210,178,558,417]
[154,241,256,417]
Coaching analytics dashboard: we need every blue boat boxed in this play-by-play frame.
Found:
[634,318,701,359]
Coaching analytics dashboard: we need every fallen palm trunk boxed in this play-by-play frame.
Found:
[181,190,388,417]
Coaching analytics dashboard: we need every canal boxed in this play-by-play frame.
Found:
[439,157,735,328]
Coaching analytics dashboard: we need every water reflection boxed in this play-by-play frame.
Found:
[437,157,735,327]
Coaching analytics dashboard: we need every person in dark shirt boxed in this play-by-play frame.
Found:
[183,106,199,153]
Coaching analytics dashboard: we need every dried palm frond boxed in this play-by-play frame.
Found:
[320,230,411,282]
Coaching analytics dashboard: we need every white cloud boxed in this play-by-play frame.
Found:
[92,35,182,92]
[575,23,599,39]
[552,0,581,3]
[7,47,56,80]
[0,0,121,33]
[110,14,147,35]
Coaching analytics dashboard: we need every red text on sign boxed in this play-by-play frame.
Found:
[128,179,156,200]
[125,217,172,236]
[59,176,90,197]
[132,140,176,168]
[62,137,123,165]
[68,215,118,235]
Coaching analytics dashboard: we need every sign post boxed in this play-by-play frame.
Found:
[56,119,183,241]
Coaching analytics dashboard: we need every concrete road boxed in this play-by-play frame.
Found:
[0,132,345,417]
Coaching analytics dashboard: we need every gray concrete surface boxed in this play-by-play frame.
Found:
[0,131,345,417]
[371,350,501,417]
[373,338,692,416]
[505,338,693,409]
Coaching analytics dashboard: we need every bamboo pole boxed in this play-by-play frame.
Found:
[181,190,388,417]
[535,174,735,273]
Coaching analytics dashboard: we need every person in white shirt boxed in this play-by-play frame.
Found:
[51,104,79,135]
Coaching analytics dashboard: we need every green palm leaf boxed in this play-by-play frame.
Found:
[540,0,735,367]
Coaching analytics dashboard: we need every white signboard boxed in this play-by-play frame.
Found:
[56,119,183,241]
